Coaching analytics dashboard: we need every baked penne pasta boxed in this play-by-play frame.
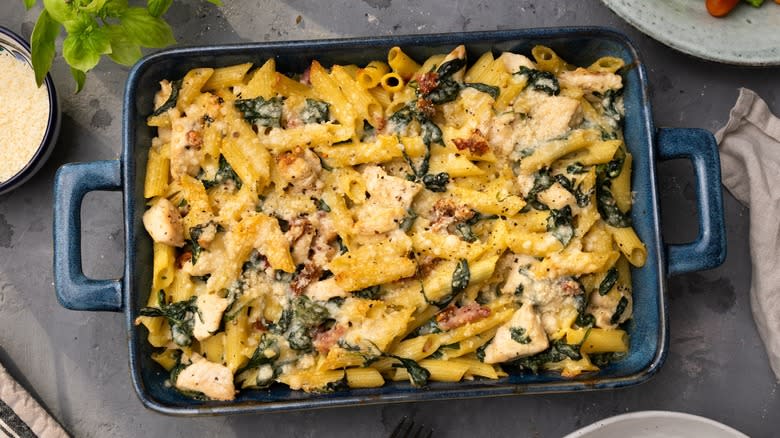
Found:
[137,44,644,400]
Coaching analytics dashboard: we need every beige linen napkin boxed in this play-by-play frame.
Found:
[716,87,780,381]
[0,360,69,437]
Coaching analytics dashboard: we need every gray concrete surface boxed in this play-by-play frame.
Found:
[0,1,778,437]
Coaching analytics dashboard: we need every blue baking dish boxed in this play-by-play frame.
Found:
[52,27,726,415]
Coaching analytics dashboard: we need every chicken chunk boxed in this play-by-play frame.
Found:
[482,304,549,364]
[277,147,322,192]
[305,277,349,301]
[537,182,576,210]
[587,288,633,329]
[496,52,536,74]
[143,198,185,247]
[175,355,235,400]
[354,166,421,235]
[511,91,583,149]
[193,293,230,341]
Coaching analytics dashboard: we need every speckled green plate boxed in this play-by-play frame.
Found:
[601,0,780,66]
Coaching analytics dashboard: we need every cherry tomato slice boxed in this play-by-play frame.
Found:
[706,0,740,17]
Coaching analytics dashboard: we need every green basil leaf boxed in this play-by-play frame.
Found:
[24,0,37,10]
[105,24,141,66]
[206,0,223,5]
[62,17,111,72]
[147,0,173,17]
[70,67,86,93]
[120,7,175,48]
[30,9,60,87]
[79,0,109,14]
[42,0,77,23]
[102,0,129,17]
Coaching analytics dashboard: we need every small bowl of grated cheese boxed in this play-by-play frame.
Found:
[0,26,60,195]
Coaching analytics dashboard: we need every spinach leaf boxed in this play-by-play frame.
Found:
[151,79,181,116]
[241,250,267,274]
[547,205,574,246]
[390,355,430,387]
[610,296,629,324]
[139,291,198,346]
[315,198,331,212]
[239,334,280,373]
[598,148,625,179]
[566,162,588,174]
[200,155,243,190]
[575,312,595,328]
[388,103,415,130]
[595,89,624,124]
[421,172,450,192]
[420,118,443,146]
[335,236,349,254]
[601,129,618,141]
[509,340,582,373]
[268,307,292,334]
[222,280,246,321]
[426,78,461,104]
[525,168,555,211]
[599,267,619,296]
[285,296,331,352]
[573,182,592,208]
[454,222,477,243]
[400,209,418,232]
[454,212,498,243]
[187,237,204,265]
[590,351,627,368]
[476,340,491,362]
[515,66,560,96]
[510,327,531,344]
[437,57,467,79]
[596,178,632,228]
[300,98,330,124]
[409,318,442,337]
[353,285,381,300]
[464,82,500,99]
[235,96,284,127]
[451,259,470,295]
[429,342,461,359]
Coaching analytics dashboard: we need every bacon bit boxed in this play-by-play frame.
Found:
[277,147,303,166]
[453,129,489,156]
[254,319,267,331]
[374,116,387,131]
[436,303,491,331]
[418,71,439,95]
[300,67,311,85]
[313,325,346,354]
[417,255,442,277]
[176,251,192,268]
[286,217,313,242]
[430,198,475,232]
[416,97,436,119]
[290,263,322,295]
[186,130,203,149]
[558,278,583,296]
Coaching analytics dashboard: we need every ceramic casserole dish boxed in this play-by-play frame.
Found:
[52,27,726,415]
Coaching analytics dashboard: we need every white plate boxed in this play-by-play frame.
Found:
[601,0,780,66]
[564,410,749,438]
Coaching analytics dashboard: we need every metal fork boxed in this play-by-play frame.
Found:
[389,416,433,438]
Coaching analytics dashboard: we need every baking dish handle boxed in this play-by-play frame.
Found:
[657,127,727,276]
[53,160,124,312]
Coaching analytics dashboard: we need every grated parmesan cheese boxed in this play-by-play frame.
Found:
[0,49,50,183]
